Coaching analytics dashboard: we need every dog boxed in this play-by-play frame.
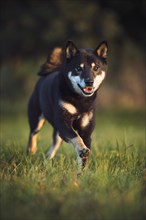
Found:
[27,40,108,174]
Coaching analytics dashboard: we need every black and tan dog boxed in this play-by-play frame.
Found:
[27,41,108,173]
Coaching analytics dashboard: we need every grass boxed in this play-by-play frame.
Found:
[0,109,145,220]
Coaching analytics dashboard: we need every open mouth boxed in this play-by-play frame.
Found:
[78,84,94,95]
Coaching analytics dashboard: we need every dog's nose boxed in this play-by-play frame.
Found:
[85,79,94,86]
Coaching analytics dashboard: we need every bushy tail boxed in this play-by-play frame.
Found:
[38,47,64,76]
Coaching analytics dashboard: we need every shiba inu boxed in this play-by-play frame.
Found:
[27,40,108,174]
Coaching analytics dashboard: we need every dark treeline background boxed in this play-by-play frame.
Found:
[0,0,145,113]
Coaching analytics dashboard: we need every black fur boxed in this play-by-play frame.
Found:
[27,41,108,172]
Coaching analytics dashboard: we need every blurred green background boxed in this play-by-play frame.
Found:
[0,2,145,220]
[0,0,145,115]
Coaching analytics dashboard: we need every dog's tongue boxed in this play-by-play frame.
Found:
[83,87,94,93]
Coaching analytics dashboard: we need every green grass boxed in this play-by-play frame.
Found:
[0,110,145,220]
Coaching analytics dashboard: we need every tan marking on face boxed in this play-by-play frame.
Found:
[80,63,84,68]
[101,70,106,78]
[81,112,93,128]
[91,62,96,68]
[93,70,106,90]
[60,101,77,114]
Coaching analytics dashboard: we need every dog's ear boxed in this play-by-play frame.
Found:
[95,41,108,59]
[65,40,79,60]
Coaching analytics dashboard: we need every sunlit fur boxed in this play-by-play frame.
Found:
[27,40,108,174]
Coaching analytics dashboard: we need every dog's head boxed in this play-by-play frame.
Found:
[64,41,108,97]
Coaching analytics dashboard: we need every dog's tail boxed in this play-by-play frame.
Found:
[38,47,64,76]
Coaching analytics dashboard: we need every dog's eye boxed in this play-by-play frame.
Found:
[75,66,82,73]
[93,65,99,72]
[76,66,82,72]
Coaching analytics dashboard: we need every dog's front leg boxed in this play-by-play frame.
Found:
[58,125,90,174]
[69,136,90,174]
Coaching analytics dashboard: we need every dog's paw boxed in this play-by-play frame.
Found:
[45,151,53,160]
[79,148,90,159]
[27,147,37,156]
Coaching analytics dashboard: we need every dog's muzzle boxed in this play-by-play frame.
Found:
[78,79,95,96]
[84,79,94,87]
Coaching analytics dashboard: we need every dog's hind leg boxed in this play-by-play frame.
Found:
[27,91,45,155]
[27,114,45,155]
[46,130,63,159]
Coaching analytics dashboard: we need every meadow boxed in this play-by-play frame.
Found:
[0,108,145,220]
